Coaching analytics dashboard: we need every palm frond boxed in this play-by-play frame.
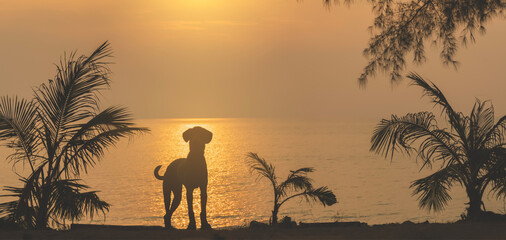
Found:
[289,167,314,175]
[469,99,495,150]
[0,96,41,168]
[49,179,109,222]
[0,199,36,229]
[278,167,314,197]
[482,146,506,199]
[280,186,337,207]
[247,152,277,188]
[302,186,337,207]
[371,111,462,168]
[489,176,506,200]
[33,41,113,150]
[56,106,149,177]
[0,172,42,229]
[69,105,136,134]
[410,164,460,212]
[483,115,506,148]
[0,200,19,220]
[60,126,148,177]
[407,73,468,144]
[1,163,46,210]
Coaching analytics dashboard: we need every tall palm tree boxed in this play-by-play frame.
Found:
[370,73,506,220]
[247,152,337,225]
[0,42,149,229]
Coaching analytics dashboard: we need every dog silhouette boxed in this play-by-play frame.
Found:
[154,126,212,230]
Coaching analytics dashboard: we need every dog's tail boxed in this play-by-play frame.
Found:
[154,165,164,180]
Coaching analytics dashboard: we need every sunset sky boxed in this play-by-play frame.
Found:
[1,0,505,119]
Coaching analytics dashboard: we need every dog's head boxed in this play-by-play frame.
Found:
[183,126,213,145]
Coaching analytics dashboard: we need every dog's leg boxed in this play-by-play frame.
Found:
[162,186,172,229]
[186,187,197,230]
[166,184,182,229]
[200,185,212,230]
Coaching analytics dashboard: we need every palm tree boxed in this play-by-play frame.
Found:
[0,42,149,229]
[370,73,506,220]
[247,152,337,225]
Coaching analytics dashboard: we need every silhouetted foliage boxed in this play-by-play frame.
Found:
[247,152,337,225]
[0,42,149,229]
[323,0,506,85]
[362,0,505,85]
[370,73,506,220]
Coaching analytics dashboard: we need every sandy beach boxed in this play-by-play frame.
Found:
[2,222,506,240]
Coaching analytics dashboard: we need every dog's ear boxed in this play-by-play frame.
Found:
[201,128,213,144]
[183,128,193,142]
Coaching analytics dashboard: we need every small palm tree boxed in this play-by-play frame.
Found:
[0,42,148,229]
[247,152,337,225]
[370,73,506,220]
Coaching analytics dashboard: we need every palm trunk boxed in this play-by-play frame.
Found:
[466,186,483,220]
[35,182,50,229]
[35,214,48,229]
[35,198,49,229]
[35,154,55,229]
[271,189,279,225]
[271,207,279,225]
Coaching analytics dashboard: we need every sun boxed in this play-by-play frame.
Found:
[176,0,215,8]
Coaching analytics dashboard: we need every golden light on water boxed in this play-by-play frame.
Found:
[32,118,503,228]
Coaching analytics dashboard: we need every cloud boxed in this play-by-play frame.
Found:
[162,20,257,31]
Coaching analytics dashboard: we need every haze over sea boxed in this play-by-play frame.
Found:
[1,118,504,228]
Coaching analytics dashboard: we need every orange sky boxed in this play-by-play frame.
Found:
[1,0,505,119]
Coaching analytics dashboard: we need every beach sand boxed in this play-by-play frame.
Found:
[1,222,505,239]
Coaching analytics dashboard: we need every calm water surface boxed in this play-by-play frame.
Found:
[0,118,504,228]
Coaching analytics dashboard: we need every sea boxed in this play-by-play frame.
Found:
[0,118,504,228]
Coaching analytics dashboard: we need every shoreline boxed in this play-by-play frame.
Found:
[2,221,506,239]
